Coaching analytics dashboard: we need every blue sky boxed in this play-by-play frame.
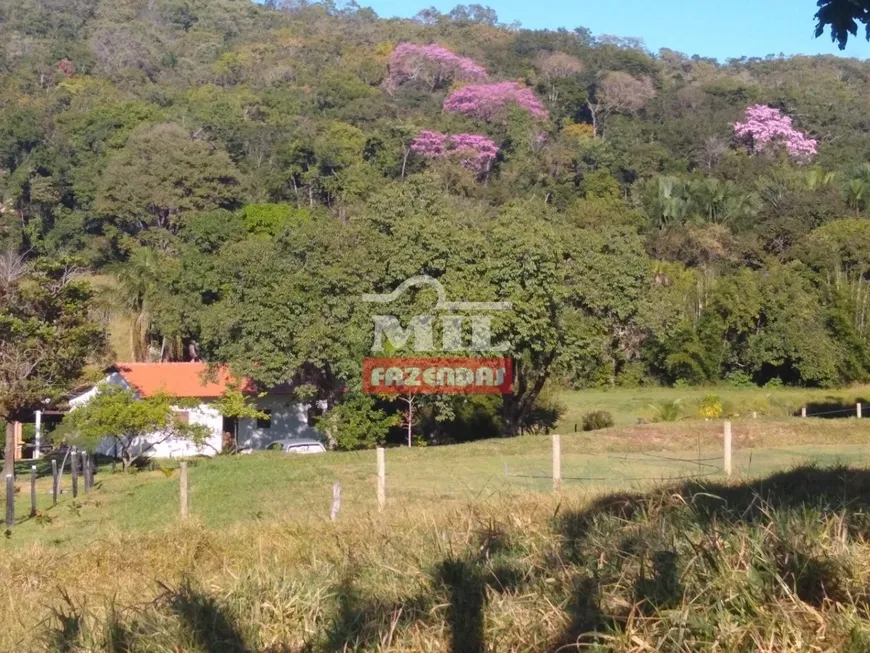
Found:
[361,0,870,61]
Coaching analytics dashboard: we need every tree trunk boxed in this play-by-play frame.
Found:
[3,420,15,477]
[401,146,409,180]
[502,395,521,438]
[407,401,413,447]
[587,100,599,138]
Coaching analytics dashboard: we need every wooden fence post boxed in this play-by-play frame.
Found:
[858,402,863,419]
[33,410,42,461]
[330,481,341,521]
[723,421,732,477]
[552,434,561,491]
[81,452,90,493]
[376,447,385,512]
[30,466,37,517]
[801,406,807,418]
[5,474,14,528]
[179,462,189,520]
[51,459,58,506]
[71,450,79,498]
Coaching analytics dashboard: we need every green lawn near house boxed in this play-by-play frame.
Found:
[5,414,869,549]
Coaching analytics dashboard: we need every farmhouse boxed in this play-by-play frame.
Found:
[70,363,321,458]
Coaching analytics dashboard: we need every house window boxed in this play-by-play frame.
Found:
[257,410,272,429]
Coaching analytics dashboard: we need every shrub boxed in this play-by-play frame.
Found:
[315,394,396,450]
[765,376,784,388]
[649,399,682,422]
[582,410,614,431]
[726,370,756,388]
[521,390,566,434]
[616,361,648,388]
[699,393,723,418]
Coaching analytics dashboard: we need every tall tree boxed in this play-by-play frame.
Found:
[587,71,656,137]
[96,123,242,233]
[0,252,106,475]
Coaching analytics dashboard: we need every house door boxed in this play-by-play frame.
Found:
[222,417,238,452]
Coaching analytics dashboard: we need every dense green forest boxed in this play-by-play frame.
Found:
[6,0,870,443]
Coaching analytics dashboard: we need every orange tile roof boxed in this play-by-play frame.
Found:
[111,363,255,399]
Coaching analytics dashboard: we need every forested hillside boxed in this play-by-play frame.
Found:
[5,0,870,442]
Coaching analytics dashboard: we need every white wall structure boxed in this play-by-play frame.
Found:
[237,395,320,450]
[69,366,322,459]
[90,402,224,459]
[68,370,131,408]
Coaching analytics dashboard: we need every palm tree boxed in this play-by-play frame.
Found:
[688,178,757,225]
[846,179,868,217]
[846,164,870,217]
[648,176,689,230]
[805,167,835,191]
[113,248,161,361]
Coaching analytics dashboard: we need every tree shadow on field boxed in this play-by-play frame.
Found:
[42,591,85,653]
[318,576,432,652]
[561,465,870,545]
[320,525,528,653]
[433,523,530,653]
[161,580,249,652]
[436,559,486,653]
[551,465,870,650]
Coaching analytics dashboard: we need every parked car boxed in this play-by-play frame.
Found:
[264,439,327,455]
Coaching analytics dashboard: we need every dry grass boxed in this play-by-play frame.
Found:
[5,419,870,650]
[5,466,870,651]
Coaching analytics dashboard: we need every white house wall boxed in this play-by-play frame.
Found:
[94,402,223,459]
[237,395,320,450]
[70,376,321,458]
[69,371,131,406]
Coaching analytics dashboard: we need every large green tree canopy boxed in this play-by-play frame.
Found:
[5,0,870,444]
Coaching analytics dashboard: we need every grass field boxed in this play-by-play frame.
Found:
[555,384,870,428]
[5,415,870,549]
[3,397,870,651]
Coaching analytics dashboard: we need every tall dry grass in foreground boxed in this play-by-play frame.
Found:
[5,465,870,652]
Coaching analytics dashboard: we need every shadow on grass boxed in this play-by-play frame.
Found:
[42,591,85,653]
[436,559,486,653]
[553,464,870,649]
[319,576,431,652]
[321,524,528,653]
[161,579,249,652]
[562,464,870,541]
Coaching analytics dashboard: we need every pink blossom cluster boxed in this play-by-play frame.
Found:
[443,81,549,122]
[387,43,488,89]
[732,104,817,161]
[410,130,499,174]
[409,130,449,157]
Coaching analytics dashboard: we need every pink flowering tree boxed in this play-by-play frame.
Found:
[732,105,818,162]
[410,130,499,176]
[386,43,488,92]
[409,130,448,158]
[443,82,549,122]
